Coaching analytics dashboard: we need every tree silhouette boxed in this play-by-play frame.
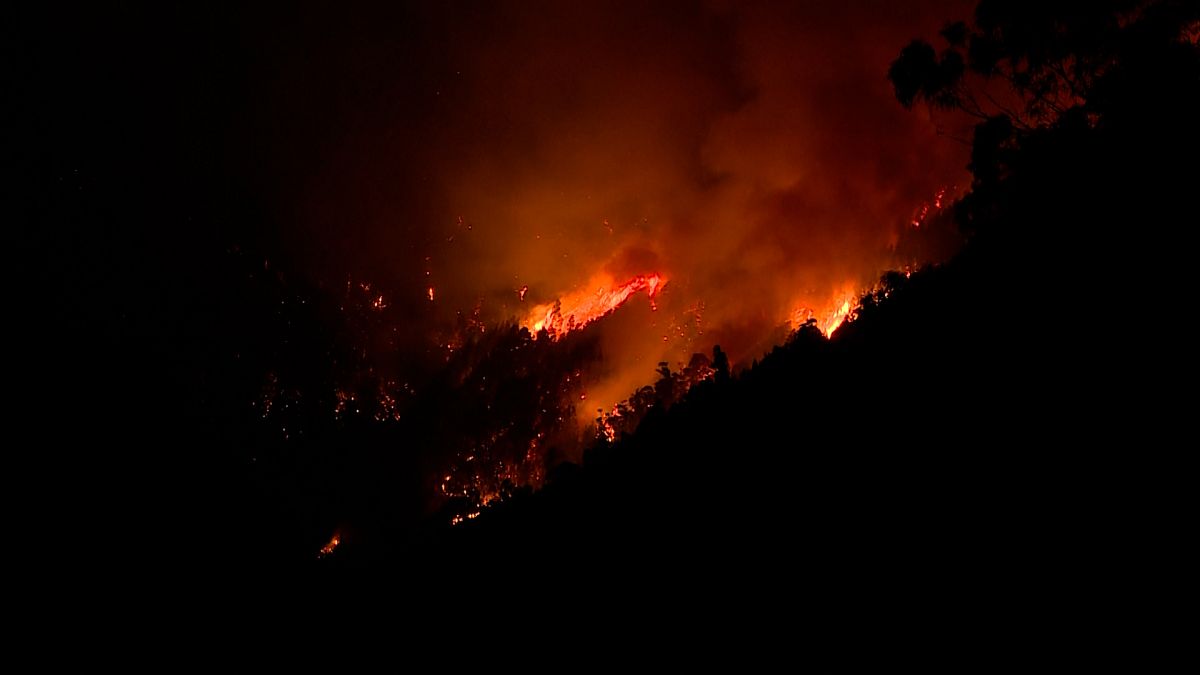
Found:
[712,345,730,384]
[889,0,1197,129]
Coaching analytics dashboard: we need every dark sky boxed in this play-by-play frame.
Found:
[25,0,975,420]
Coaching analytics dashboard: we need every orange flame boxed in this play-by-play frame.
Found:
[789,287,857,338]
[522,272,666,339]
[824,299,852,336]
[318,532,340,558]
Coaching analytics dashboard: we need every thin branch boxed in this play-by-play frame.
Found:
[935,126,973,146]
[1048,61,1086,101]
[981,89,1036,129]
[956,86,995,120]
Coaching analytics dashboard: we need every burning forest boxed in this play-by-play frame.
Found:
[243,177,956,538]
[131,0,975,553]
[29,0,1197,577]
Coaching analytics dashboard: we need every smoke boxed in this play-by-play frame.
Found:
[228,0,973,421]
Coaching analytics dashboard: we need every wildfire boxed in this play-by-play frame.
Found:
[450,511,482,526]
[318,532,340,558]
[522,272,666,339]
[825,299,852,336]
[789,289,858,337]
[598,404,621,443]
[912,185,951,227]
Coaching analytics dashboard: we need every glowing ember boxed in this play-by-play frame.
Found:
[318,532,340,558]
[600,416,616,443]
[912,185,951,228]
[522,272,666,339]
[599,404,620,443]
[427,286,435,302]
[450,511,481,526]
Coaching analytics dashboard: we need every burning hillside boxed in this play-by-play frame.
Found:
[127,1,984,557]
[523,273,666,339]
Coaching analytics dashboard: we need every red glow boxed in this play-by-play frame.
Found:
[789,286,859,337]
[318,532,340,558]
[523,273,666,339]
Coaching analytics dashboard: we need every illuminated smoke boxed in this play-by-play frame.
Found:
[392,2,973,420]
[240,1,976,511]
[523,273,665,339]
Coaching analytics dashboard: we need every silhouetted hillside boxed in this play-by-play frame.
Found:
[19,2,1195,594]
[388,1,1199,589]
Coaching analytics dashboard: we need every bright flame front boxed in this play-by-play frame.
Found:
[789,287,858,337]
[522,272,665,339]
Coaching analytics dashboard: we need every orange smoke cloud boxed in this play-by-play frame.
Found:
[524,272,664,339]
[246,1,974,422]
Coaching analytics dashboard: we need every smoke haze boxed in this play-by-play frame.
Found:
[183,0,973,416]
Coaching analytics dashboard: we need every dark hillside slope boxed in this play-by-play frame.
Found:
[415,9,1198,587]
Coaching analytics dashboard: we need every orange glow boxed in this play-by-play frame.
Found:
[427,286,435,302]
[912,185,951,227]
[600,416,616,443]
[824,299,852,336]
[789,288,858,337]
[318,532,340,558]
[522,272,666,339]
[450,511,482,526]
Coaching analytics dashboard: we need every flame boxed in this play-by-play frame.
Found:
[824,299,852,336]
[912,185,951,228]
[789,288,858,337]
[600,416,616,443]
[522,272,666,339]
[318,532,340,558]
[598,403,623,443]
[450,511,481,526]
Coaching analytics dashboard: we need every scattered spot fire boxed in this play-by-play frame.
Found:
[248,232,941,533]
